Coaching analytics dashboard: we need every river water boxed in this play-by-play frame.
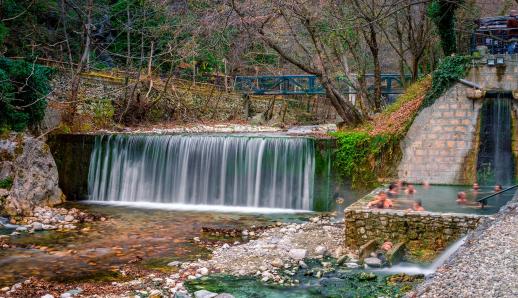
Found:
[0,203,311,287]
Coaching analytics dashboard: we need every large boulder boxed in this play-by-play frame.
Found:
[0,134,65,216]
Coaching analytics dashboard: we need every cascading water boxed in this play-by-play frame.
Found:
[87,134,315,211]
[477,96,515,186]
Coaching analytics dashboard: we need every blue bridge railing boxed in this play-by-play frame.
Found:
[234,74,410,96]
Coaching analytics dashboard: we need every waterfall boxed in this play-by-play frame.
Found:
[477,96,515,186]
[87,134,315,210]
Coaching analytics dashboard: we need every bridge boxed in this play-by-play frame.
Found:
[234,73,410,96]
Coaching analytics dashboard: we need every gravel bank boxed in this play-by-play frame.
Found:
[414,196,518,298]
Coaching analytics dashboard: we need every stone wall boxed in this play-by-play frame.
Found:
[398,61,518,184]
[344,198,484,250]
[397,83,483,184]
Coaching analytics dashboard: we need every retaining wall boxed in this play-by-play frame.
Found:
[398,61,518,184]
[344,195,484,250]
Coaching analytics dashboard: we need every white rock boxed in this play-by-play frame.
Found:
[314,245,328,256]
[221,243,230,249]
[167,261,181,267]
[345,263,360,269]
[194,289,218,298]
[64,215,74,222]
[214,294,235,298]
[270,258,284,268]
[288,249,307,260]
[197,267,209,276]
[41,295,54,298]
[299,261,308,269]
[149,289,162,297]
[364,257,382,267]
[32,222,43,231]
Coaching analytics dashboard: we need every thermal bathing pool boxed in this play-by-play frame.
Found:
[377,184,515,215]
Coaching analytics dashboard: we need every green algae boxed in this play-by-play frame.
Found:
[185,260,422,298]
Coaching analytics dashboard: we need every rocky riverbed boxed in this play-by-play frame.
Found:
[0,214,421,298]
[0,206,101,236]
[413,197,518,297]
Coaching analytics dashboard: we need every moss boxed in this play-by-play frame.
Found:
[0,176,13,189]
[331,132,402,190]
[460,111,481,183]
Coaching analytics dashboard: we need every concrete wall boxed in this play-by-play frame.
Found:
[47,133,339,207]
[344,203,483,250]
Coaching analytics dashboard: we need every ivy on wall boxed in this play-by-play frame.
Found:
[421,55,470,108]
[428,0,463,56]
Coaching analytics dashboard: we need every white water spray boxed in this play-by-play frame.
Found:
[88,134,315,210]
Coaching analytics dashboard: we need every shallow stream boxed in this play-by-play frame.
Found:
[0,203,311,287]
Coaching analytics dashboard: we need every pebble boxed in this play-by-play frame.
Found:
[270,258,284,268]
[299,260,308,269]
[149,289,163,298]
[364,257,382,267]
[214,294,235,298]
[167,261,181,267]
[288,248,307,260]
[41,295,54,298]
[194,290,218,298]
[314,245,328,256]
[416,199,518,297]
[337,255,348,265]
[32,222,43,231]
[197,267,209,276]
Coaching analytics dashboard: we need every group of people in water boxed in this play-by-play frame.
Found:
[367,180,506,211]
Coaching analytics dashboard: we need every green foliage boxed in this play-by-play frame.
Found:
[422,55,470,108]
[331,132,401,189]
[428,0,463,55]
[0,23,8,46]
[0,57,54,131]
[0,176,13,189]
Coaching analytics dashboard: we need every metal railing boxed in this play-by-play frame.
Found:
[477,184,518,205]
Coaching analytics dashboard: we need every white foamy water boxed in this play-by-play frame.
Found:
[83,201,312,214]
[88,134,315,210]
[373,236,467,276]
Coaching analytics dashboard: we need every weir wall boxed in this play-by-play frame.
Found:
[47,133,338,210]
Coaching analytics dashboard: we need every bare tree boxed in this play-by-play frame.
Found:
[231,0,366,125]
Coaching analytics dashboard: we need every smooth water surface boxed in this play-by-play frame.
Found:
[390,185,514,214]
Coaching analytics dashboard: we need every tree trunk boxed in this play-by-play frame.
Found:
[368,24,382,112]
[321,78,364,125]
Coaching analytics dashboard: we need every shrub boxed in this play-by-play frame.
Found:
[0,176,13,189]
[0,57,54,131]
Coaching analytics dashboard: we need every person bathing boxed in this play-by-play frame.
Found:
[367,191,393,209]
